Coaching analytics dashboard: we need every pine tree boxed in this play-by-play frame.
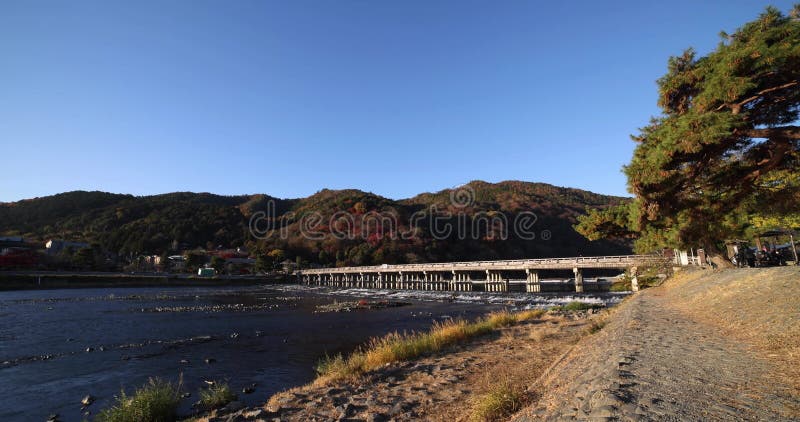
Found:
[577,6,800,265]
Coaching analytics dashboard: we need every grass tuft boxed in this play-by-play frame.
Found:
[96,377,182,422]
[586,318,607,334]
[515,309,547,322]
[198,382,237,410]
[470,381,524,421]
[551,301,604,312]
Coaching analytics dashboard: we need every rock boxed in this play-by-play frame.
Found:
[334,403,353,417]
[222,401,246,413]
[244,409,269,418]
[589,405,615,418]
[388,403,407,416]
[80,395,94,406]
[365,413,388,422]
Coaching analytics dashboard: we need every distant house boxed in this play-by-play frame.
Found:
[280,259,297,273]
[220,257,255,275]
[0,247,37,268]
[164,255,186,271]
[0,236,26,249]
[45,239,90,255]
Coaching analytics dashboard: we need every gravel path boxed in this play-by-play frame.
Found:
[515,277,800,421]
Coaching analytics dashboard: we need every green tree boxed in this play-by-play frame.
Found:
[577,6,800,265]
[73,247,96,270]
[318,250,330,265]
[267,249,285,264]
[184,252,206,272]
[210,256,226,274]
[159,252,170,272]
[255,255,272,273]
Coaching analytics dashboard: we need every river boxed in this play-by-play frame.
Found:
[0,282,627,421]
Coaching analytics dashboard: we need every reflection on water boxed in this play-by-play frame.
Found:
[0,283,626,421]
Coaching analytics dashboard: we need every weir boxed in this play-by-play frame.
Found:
[299,255,665,293]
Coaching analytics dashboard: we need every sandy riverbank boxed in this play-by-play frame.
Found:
[191,307,608,422]
[192,266,800,421]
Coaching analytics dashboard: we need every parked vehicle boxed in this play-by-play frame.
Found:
[754,249,786,267]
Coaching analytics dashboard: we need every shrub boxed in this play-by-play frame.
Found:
[198,382,237,410]
[609,280,632,292]
[96,377,181,422]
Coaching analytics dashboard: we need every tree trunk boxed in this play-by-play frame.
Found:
[703,242,733,268]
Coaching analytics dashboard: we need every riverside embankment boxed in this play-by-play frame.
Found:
[202,267,800,422]
[513,266,800,421]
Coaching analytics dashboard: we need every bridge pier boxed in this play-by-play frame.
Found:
[573,267,584,293]
[452,271,473,291]
[525,269,540,292]
[485,270,507,292]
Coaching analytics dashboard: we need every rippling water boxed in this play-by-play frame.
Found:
[0,282,627,421]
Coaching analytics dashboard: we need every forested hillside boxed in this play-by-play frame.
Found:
[0,181,631,265]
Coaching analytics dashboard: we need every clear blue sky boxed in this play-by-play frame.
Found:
[1,1,795,202]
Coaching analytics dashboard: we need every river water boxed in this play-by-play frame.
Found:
[0,282,627,421]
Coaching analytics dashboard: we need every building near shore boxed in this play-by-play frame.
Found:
[45,239,90,255]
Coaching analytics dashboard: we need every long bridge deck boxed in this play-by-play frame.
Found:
[299,255,666,293]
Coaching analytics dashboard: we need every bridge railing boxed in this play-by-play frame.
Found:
[300,254,666,274]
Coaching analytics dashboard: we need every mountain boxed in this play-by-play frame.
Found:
[0,181,631,264]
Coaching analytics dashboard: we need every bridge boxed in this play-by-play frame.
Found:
[299,255,667,293]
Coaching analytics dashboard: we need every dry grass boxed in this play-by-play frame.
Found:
[314,309,547,385]
[470,381,525,421]
[662,267,800,389]
[529,325,560,342]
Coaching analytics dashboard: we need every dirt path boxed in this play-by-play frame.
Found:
[514,269,800,421]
